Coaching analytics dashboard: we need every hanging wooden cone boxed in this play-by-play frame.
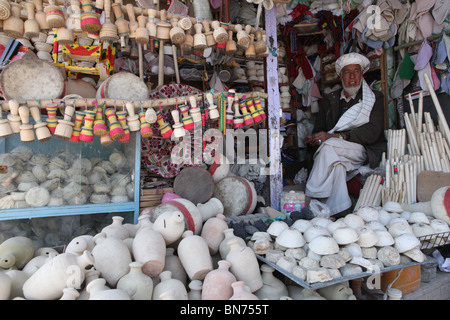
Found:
[180,28,193,55]
[117,111,130,143]
[171,109,185,138]
[170,18,185,45]
[126,3,138,39]
[80,0,101,34]
[253,96,266,121]
[18,105,35,142]
[0,107,13,138]
[33,0,49,31]
[24,2,40,39]
[99,0,119,44]
[245,34,256,59]
[7,100,21,134]
[44,0,65,29]
[226,89,235,127]
[57,26,75,45]
[139,110,153,138]
[155,109,172,139]
[45,103,59,134]
[225,30,236,57]
[211,20,228,45]
[239,97,254,127]
[105,107,125,140]
[156,9,171,41]
[256,31,269,58]
[100,129,114,146]
[0,0,10,21]
[93,104,107,136]
[70,111,85,142]
[193,22,206,51]
[254,30,266,54]
[144,107,157,124]
[29,105,51,142]
[136,14,149,46]
[3,3,24,38]
[206,92,219,121]
[124,102,140,132]
[235,24,249,49]
[245,96,263,124]
[112,2,129,47]
[232,95,244,129]
[179,103,194,131]
[79,109,96,142]
[202,20,215,48]
[189,95,202,123]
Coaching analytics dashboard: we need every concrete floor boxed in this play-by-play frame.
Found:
[403,270,450,300]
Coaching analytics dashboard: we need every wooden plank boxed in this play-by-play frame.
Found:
[265,7,282,211]
[417,170,450,202]
[141,188,174,196]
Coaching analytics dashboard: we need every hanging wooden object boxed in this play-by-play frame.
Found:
[156,9,171,41]
[245,34,256,58]
[178,16,192,31]
[0,0,10,21]
[33,0,49,31]
[171,109,185,138]
[225,30,236,56]
[80,0,101,34]
[245,96,263,124]
[0,107,12,138]
[57,26,75,45]
[117,110,131,142]
[99,0,119,43]
[54,104,75,140]
[180,29,193,55]
[146,9,157,38]
[70,111,85,142]
[254,30,266,54]
[125,102,141,131]
[93,103,107,136]
[256,31,269,58]
[100,129,114,145]
[45,103,59,134]
[232,95,244,129]
[139,110,153,138]
[189,95,201,123]
[79,109,96,142]
[29,105,51,142]
[202,20,215,47]
[155,109,172,139]
[3,3,23,38]
[211,20,228,45]
[226,89,235,127]
[44,0,65,29]
[170,18,185,44]
[239,97,254,127]
[126,3,138,38]
[105,107,125,140]
[235,24,249,49]
[112,2,129,47]
[136,14,149,45]
[179,103,194,131]
[206,92,219,121]
[24,2,40,39]
[18,105,35,142]
[7,100,21,134]
[193,22,206,50]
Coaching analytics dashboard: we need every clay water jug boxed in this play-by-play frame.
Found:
[0,236,34,270]
[188,280,202,300]
[117,262,153,300]
[87,278,130,300]
[6,270,29,299]
[65,235,95,255]
[22,251,94,300]
[254,264,288,300]
[0,271,11,300]
[164,248,187,286]
[132,215,166,277]
[60,288,80,300]
[22,252,56,277]
[229,281,259,300]
[177,230,213,281]
[202,260,236,300]
[197,197,224,221]
[101,216,130,240]
[153,210,185,245]
[77,267,100,300]
[153,270,188,300]
[91,233,132,287]
[226,239,263,292]
[219,228,246,259]
[201,214,228,255]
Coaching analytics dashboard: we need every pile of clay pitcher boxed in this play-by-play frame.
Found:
[249,202,449,284]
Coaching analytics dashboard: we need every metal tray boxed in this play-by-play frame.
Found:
[418,231,450,250]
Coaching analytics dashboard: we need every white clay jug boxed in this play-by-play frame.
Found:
[60,287,80,300]
[177,230,213,281]
[77,267,101,300]
[0,271,11,300]
[22,252,56,277]
[229,281,259,300]
[101,216,130,240]
[188,280,203,300]
[152,210,185,245]
[197,197,224,221]
[22,251,94,300]
[117,261,153,300]
[226,238,263,292]
[91,232,132,287]
[132,216,166,278]
[219,228,246,259]
[153,270,188,300]
[65,235,95,255]
[202,260,236,300]
[164,247,187,286]
[254,264,289,300]
[87,278,130,300]
[201,213,228,255]
[0,236,34,269]
[5,270,28,299]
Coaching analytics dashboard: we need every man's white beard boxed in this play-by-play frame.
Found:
[342,81,362,98]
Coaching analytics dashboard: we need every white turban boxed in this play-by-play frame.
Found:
[335,53,370,75]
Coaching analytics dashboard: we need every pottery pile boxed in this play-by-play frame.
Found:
[0,145,134,209]
[244,203,448,284]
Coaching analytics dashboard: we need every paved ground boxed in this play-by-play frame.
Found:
[403,269,450,300]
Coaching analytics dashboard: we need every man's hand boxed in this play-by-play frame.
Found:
[306,131,339,147]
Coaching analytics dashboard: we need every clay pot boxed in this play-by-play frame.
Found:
[0,236,34,269]
[254,264,288,299]
[188,280,203,300]
[153,210,185,245]
[202,260,236,300]
[65,235,95,255]
[177,230,213,281]
[23,251,94,300]
[197,197,224,221]
[226,238,263,292]
[91,233,132,287]
[219,228,246,259]
[117,262,153,300]
[229,281,259,300]
[6,270,29,299]
[164,247,187,285]
[0,271,11,300]
[201,214,228,255]
[132,215,166,277]
[101,216,130,240]
[153,270,188,300]
[87,278,130,300]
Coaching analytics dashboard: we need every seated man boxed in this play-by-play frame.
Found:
[305,52,386,216]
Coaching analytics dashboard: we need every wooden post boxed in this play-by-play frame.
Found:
[265,7,282,210]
